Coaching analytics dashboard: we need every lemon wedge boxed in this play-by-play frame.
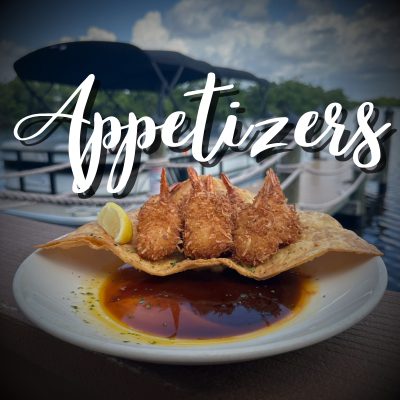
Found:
[97,202,133,244]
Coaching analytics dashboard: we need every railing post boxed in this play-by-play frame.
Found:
[377,108,394,195]
[283,146,301,204]
[16,151,25,192]
[48,152,57,195]
[351,169,366,218]
[337,168,367,229]
[312,152,320,160]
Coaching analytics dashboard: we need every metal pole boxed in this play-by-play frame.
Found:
[48,152,57,194]
[16,151,25,192]
[283,145,301,204]
[378,108,394,194]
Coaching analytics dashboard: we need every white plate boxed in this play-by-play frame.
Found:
[13,247,387,365]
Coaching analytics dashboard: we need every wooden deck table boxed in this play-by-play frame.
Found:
[1,214,399,400]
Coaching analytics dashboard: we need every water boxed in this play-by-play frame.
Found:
[362,129,400,291]
[336,107,400,291]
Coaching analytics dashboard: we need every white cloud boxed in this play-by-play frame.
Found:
[79,26,117,42]
[167,0,268,36]
[0,40,26,83]
[58,36,75,43]
[130,0,400,99]
[132,11,187,52]
[54,26,117,45]
[0,26,117,84]
[132,9,267,66]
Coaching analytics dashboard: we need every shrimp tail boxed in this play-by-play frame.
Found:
[267,168,280,185]
[254,169,286,208]
[159,168,169,202]
[221,173,235,196]
[266,169,286,202]
[205,175,214,192]
[187,167,203,191]
[221,172,247,221]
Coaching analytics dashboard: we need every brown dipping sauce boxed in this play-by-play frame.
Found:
[100,266,310,340]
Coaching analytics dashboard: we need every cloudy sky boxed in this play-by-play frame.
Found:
[1,0,399,100]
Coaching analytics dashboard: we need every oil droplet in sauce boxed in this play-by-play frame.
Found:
[100,266,312,340]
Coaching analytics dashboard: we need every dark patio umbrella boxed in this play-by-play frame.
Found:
[14,41,270,119]
[14,41,161,91]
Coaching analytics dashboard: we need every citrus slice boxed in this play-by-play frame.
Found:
[97,202,133,244]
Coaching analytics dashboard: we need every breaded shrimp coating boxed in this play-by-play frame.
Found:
[184,168,233,259]
[221,173,248,222]
[137,168,182,261]
[222,169,301,266]
[262,169,301,246]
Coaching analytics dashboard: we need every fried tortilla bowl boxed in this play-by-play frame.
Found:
[38,177,382,280]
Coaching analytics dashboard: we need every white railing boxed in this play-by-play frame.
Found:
[0,144,366,215]
[297,172,366,213]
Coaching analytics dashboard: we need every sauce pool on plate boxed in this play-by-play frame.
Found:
[100,265,313,340]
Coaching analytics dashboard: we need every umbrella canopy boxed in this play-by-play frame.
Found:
[146,50,214,87]
[147,50,269,87]
[213,66,269,87]
[14,41,162,91]
[15,41,269,91]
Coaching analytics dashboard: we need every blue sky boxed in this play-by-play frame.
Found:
[1,0,399,100]
[1,0,369,45]
[1,1,176,47]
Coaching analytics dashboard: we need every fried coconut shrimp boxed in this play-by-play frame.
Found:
[137,168,182,261]
[262,169,301,246]
[184,168,233,259]
[222,169,301,266]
